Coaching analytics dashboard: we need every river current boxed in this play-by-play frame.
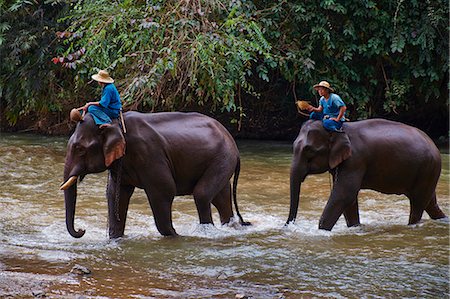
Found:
[0,134,448,298]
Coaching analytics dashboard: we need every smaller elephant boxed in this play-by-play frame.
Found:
[287,119,447,230]
[61,111,250,238]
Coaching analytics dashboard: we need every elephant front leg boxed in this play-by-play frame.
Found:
[319,172,361,231]
[343,200,360,227]
[107,183,134,239]
[145,189,178,236]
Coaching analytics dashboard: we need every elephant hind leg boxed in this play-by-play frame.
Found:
[407,193,428,225]
[193,164,231,225]
[407,187,446,225]
[408,205,425,225]
[211,183,233,225]
[193,185,215,225]
[425,192,447,220]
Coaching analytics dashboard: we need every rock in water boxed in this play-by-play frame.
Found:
[70,264,91,276]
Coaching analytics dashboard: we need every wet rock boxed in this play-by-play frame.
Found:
[235,294,249,299]
[217,272,228,280]
[70,264,91,276]
[32,290,46,297]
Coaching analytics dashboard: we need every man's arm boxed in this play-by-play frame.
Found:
[307,105,323,113]
[331,106,346,122]
[79,101,100,112]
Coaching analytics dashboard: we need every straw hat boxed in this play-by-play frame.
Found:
[91,70,114,84]
[313,81,334,92]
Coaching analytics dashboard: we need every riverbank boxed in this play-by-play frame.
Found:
[1,109,448,152]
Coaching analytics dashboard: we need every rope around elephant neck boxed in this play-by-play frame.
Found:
[327,132,339,191]
[114,158,123,222]
[106,159,123,226]
[328,166,339,192]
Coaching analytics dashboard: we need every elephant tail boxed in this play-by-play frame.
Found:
[233,157,251,226]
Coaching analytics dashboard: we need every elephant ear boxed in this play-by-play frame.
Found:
[102,123,126,167]
[329,132,352,169]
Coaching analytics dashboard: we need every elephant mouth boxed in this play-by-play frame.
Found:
[60,176,78,190]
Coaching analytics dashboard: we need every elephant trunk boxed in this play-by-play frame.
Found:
[64,183,85,238]
[63,172,85,238]
[286,160,307,225]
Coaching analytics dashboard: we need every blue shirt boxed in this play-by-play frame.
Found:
[319,93,346,121]
[99,83,121,111]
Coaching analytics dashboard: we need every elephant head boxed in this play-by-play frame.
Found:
[287,120,351,224]
[60,114,125,238]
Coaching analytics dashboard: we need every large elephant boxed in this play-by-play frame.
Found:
[287,118,447,230]
[61,111,250,238]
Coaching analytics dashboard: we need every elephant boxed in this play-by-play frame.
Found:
[287,118,447,230]
[60,111,250,238]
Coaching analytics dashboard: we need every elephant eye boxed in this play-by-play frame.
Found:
[74,144,86,156]
[303,145,316,156]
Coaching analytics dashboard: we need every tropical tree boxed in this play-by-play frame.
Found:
[0,0,447,138]
[0,0,71,125]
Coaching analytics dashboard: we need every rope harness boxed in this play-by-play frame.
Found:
[328,131,339,192]
[114,158,123,222]
[119,110,127,133]
[114,110,127,222]
[328,163,339,192]
[106,157,123,225]
[106,112,127,228]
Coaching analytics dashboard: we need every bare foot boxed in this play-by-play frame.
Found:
[99,123,111,129]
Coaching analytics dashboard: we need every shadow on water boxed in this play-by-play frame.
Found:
[0,134,448,298]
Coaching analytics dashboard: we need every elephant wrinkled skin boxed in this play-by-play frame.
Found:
[62,111,249,238]
[287,119,447,230]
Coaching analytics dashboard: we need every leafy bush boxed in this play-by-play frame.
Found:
[261,0,448,119]
[56,0,272,118]
[0,0,447,133]
[0,0,70,124]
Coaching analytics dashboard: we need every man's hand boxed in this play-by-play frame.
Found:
[81,103,90,112]
[82,101,99,111]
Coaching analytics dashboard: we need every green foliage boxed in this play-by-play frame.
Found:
[57,0,272,113]
[260,0,448,119]
[0,0,71,124]
[0,0,448,130]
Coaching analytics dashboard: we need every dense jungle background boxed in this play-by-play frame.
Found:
[0,0,448,142]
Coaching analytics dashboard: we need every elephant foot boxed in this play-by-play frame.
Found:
[158,227,178,237]
[318,218,334,231]
[318,224,333,231]
[109,233,124,239]
[162,232,179,237]
[223,218,251,229]
[347,223,361,228]
[434,216,449,223]
[108,226,125,239]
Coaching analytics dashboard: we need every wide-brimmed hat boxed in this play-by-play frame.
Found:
[313,81,334,92]
[91,70,114,83]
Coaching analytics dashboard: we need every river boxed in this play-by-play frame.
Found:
[0,134,448,298]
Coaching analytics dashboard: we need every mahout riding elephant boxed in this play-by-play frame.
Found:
[61,111,250,238]
[287,118,447,230]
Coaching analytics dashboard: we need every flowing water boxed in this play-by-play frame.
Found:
[0,134,448,298]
